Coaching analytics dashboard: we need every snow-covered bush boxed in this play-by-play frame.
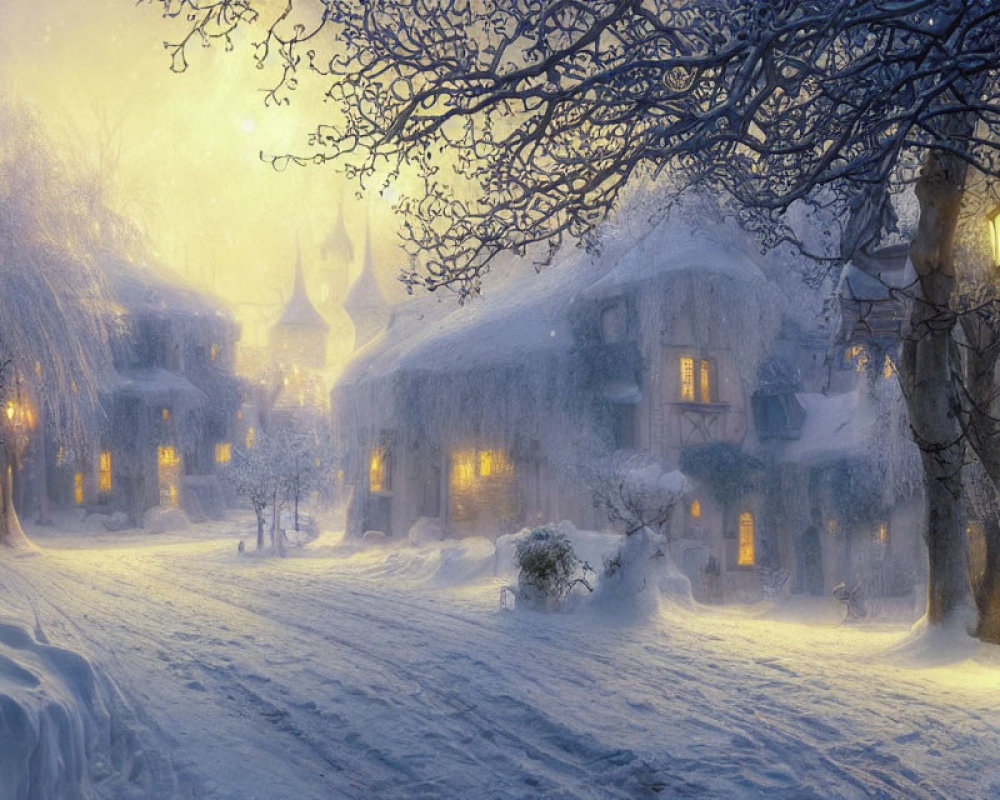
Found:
[592,527,693,618]
[515,527,593,609]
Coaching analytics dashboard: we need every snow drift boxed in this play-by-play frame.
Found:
[0,620,161,800]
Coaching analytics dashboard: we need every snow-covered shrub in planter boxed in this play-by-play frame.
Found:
[515,527,593,610]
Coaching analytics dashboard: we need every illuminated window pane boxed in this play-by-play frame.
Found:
[98,451,112,494]
[74,472,84,505]
[690,499,701,519]
[874,522,889,543]
[210,343,219,362]
[680,356,695,402]
[738,512,755,566]
[245,427,256,449]
[369,447,388,493]
[450,450,476,492]
[215,442,231,464]
[162,408,170,421]
[700,359,711,403]
[158,446,177,466]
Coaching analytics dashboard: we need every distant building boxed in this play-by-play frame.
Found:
[270,241,330,371]
[342,218,390,351]
[33,254,244,525]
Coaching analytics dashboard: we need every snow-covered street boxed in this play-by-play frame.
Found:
[2,522,999,800]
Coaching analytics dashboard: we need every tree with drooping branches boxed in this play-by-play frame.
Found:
[149,0,1000,636]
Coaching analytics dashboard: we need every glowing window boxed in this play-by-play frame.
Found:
[843,344,869,371]
[883,355,895,379]
[738,512,755,566]
[690,499,701,519]
[874,522,889,543]
[700,359,711,403]
[245,427,256,449]
[210,343,219,362]
[162,408,171,421]
[74,472,84,505]
[215,443,231,464]
[450,450,476,492]
[158,446,178,466]
[680,357,695,402]
[827,519,839,536]
[478,449,510,477]
[369,447,389,493]
[98,451,112,494]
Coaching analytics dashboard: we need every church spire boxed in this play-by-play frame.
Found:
[343,211,390,350]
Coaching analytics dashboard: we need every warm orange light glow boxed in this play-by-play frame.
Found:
[738,512,755,566]
[245,427,256,448]
[690,499,701,519]
[215,442,232,464]
[369,447,388,492]
[680,356,695,402]
[989,205,1000,268]
[5,403,13,421]
[74,472,84,505]
[98,451,112,494]
[210,343,219,362]
[450,449,476,492]
[875,522,889,543]
[883,355,895,379]
[162,408,171,421]
[158,445,179,466]
[700,359,711,403]
[827,519,839,536]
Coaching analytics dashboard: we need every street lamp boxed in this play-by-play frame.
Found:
[988,204,1000,269]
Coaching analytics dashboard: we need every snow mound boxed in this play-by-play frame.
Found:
[142,506,190,534]
[882,612,981,668]
[407,517,445,546]
[0,620,156,799]
[590,528,693,620]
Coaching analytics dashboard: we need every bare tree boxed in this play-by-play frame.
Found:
[150,1,1000,632]
[227,434,276,551]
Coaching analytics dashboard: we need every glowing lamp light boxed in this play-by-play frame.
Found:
[5,403,14,421]
[989,205,1000,269]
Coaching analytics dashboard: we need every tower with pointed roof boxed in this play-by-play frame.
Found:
[343,215,390,350]
[318,204,355,317]
[270,239,330,371]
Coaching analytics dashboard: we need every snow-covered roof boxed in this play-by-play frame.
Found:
[837,244,914,302]
[768,391,864,464]
[338,219,768,388]
[582,223,768,299]
[112,367,208,405]
[100,252,231,320]
[275,245,329,330]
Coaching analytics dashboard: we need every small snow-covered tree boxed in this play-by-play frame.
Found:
[227,434,277,552]
[591,452,690,538]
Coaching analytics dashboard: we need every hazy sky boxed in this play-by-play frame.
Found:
[0,0,406,352]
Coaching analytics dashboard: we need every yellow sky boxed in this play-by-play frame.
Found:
[0,0,406,358]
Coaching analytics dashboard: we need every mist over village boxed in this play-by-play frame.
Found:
[1,3,1000,799]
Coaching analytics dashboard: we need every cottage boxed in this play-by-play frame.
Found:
[32,255,244,525]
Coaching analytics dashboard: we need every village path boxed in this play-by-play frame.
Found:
[2,526,1000,800]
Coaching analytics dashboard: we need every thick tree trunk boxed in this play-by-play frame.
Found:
[957,314,1000,640]
[0,451,30,548]
[256,511,265,551]
[976,517,1000,642]
[899,146,973,628]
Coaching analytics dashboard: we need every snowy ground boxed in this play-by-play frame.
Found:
[2,517,1000,800]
